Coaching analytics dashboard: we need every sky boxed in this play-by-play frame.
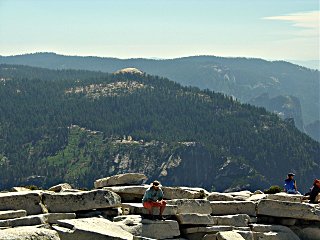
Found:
[0,0,319,62]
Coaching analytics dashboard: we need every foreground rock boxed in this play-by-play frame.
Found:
[11,187,32,192]
[162,187,208,199]
[166,199,211,214]
[216,231,245,240]
[212,214,251,227]
[207,192,235,201]
[114,215,180,239]
[42,213,76,224]
[225,191,252,201]
[247,193,267,202]
[0,210,27,220]
[181,226,234,240]
[250,224,300,240]
[267,192,303,203]
[48,183,72,192]
[0,212,75,228]
[0,215,45,228]
[1,180,320,240]
[257,199,320,221]
[0,226,60,240]
[210,201,256,216]
[42,189,121,213]
[104,185,149,202]
[94,173,147,188]
[176,214,214,225]
[55,217,133,240]
[0,191,43,215]
[104,185,208,201]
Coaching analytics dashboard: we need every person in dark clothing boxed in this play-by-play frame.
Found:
[304,179,320,203]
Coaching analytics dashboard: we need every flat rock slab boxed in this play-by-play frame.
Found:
[56,217,133,240]
[253,231,299,240]
[0,210,27,220]
[114,215,145,236]
[140,219,180,239]
[207,192,235,201]
[267,193,303,203]
[42,189,121,212]
[247,194,267,202]
[251,223,299,233]
[257,199,320,221]
[181,225,233,234]
[104,185,149,202]
[105,185,208,201]
[212,214,251,227]
[250,224,300,240]
[217,231,245,240]
[202,233,218,240]
[114,215,180,239]
[224,191,252,201]
[11,187,32,192]
[122,203,178,216]
[0,226,60,240]
[0,215,45,227]
[162,187,208,200]
[95,173,147,188]
[210,201,257,216]
[234,230,254,240]
[166,199,211,214]
[0,213,76,227]
[48,183,72,192]
[0,213,75,226]
[0,191,43,215]
[41,213,76,224]
[176,214,214,225]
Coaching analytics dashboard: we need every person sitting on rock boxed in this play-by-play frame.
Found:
[284,173,300,194]
[303,179,320,203]
[142,180,167,220]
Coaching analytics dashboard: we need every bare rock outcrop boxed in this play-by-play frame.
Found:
[54,217,133,240]
[94,173,147,188]
[48,183,72,192]
[42,189,121,213]
[0,226,60,240]
[0,191,43,215]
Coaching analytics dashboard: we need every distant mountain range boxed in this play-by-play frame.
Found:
[0,52,319,142]
[0,64,319,192]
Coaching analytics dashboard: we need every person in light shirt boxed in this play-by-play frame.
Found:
[142,180,166,220]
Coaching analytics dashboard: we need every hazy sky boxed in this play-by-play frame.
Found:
[0,0,319,61]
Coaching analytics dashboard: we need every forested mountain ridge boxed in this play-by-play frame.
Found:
[0,52,319,141]
[0,64,319,192]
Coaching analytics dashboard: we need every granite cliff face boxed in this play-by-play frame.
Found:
[305,120,320,142]
[249,93,305,132]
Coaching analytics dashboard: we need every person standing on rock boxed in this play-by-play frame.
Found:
[142,180,167,220]
[284,173,300,194]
